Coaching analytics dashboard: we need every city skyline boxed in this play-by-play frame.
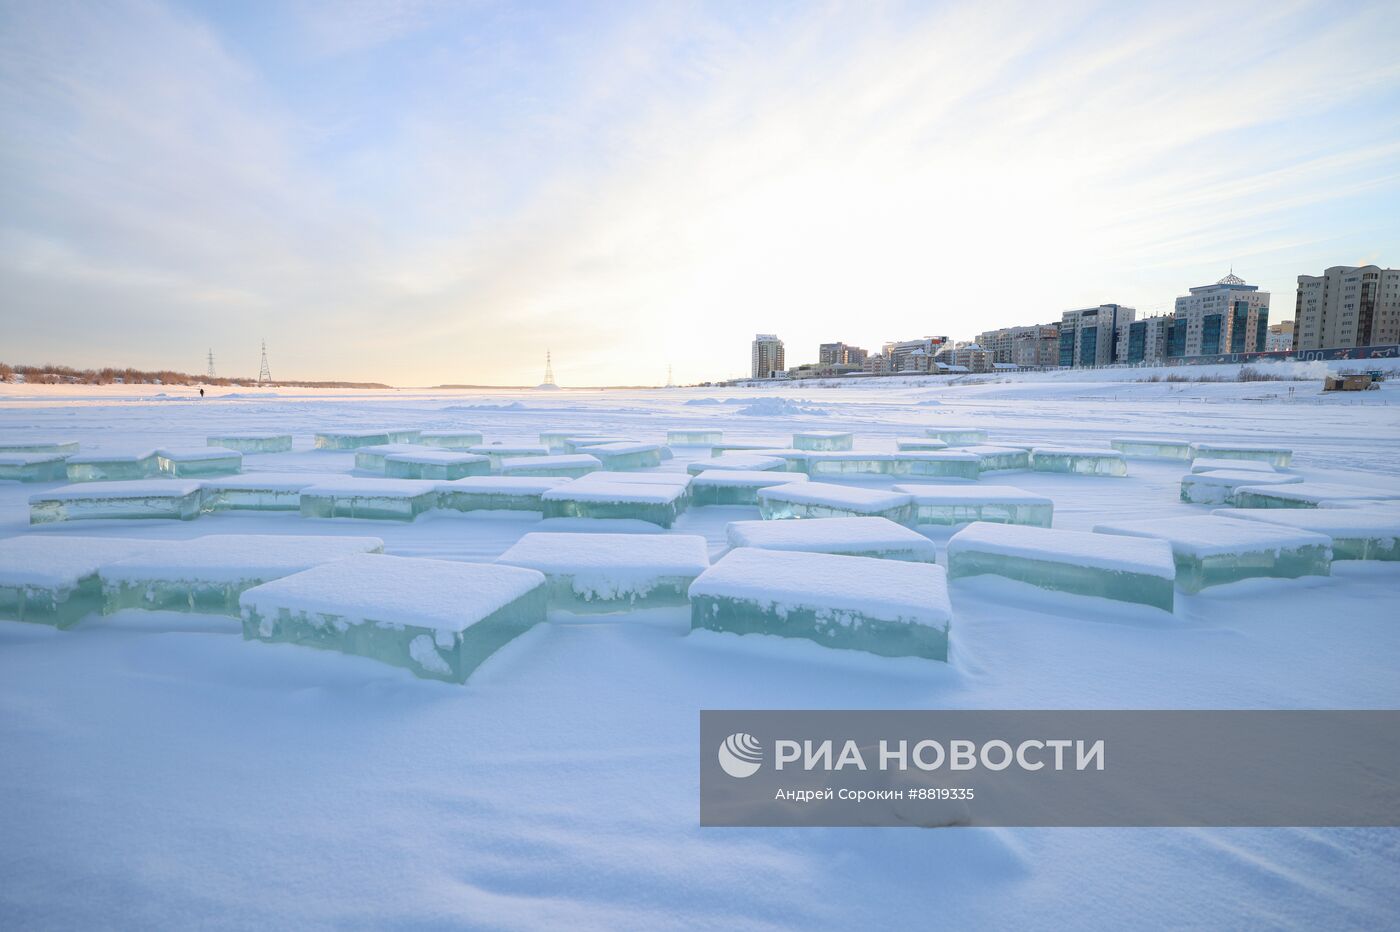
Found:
[2,0,1398,385]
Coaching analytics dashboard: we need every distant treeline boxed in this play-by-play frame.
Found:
[0,361,388,389]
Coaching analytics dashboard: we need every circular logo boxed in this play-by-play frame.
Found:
[718,732,763,778]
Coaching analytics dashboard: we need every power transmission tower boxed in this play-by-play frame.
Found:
[666,364,674,388]
[542,350,556,387]
[257,340,273,384]
[207,349,216,379]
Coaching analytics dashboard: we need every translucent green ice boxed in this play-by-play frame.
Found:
[155,447,243,477]
[435,477,570,513]
[1030,447,1127,477]
[384,452,491,480]
[0,536,171,627]
[792,431,854,451]
[314,429,421,449]
[30,481,204,523]
[1189,443,1291,468]
[418,430,484,450]
[584,442,663,471]
[65,451,159,481]
[894,484,1053,527]
[0,452,69,482]
[206,434,293,453]
[1111,438,1192,460]
[298,479,439,521]
[667,429,722,445]
[924,427,987,446]
[541,480,689,527]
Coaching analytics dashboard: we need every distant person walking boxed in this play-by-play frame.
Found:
[199,388,205,398]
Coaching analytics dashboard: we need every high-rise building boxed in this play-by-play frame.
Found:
[950,343,993,373]
[977,324,1059,367]
[1265,320,1294,352]
[1116,315,1172,364]
[885,337,949,372]
[1294,265,1400,351]
[751,334,785,379]
[1172,272,1269,356]
[1059,305,1135,367]
[818,342,869,367]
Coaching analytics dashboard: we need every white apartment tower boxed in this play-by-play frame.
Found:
[1294,265,1400,351]
[751,334,785,379]
[1172,272,1270,356]
[1059,305,1135,367]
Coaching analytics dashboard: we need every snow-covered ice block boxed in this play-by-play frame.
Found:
[30,481,204,524]
[1231,482,1400,510]
[744,449,813,472]
[690,470,806,506]
[496,532,709,611]
[1094,515,1332,593]
[1031,447,1126,476]
[560,436,636,454]
[710,442,780,456]
[574,471,692,488]
[101,534,384,614]
[1180,470,1302,505]
[200,473,341,512]
[805,451,982,480]
[298,478,439,521]
[667,428,722,445]
[206,433,293,454]
[792,431,854,451]
[726,516,936,562]
[470,444,551,468]
[354,444,431,473]
[946,523,1175,611]
[65,450,158,481]
[895,438,949,451]
[1212,509,1400,561]
[435,476,571,513]
[688,548,951,661]
[384,451,491,480]
[1188,442,1292,468]
[0,439,80,455]
[0,536,169,627]
[314,429,421,449]
[757,482,913,523]
[240,554,547,683]
[585,441,663,471]
[418,430,484,450]
[964,445,1032,472]
[1110,438,1192,460]
[0,452,69,482]
[541,480,689,527]
[1189,458,1276,474]
[498,454,601,479]
[925,427,988,446]
[156,447,242,477]
[539,430,578,452]
[894,484,1053,527]
[686,454,784,474]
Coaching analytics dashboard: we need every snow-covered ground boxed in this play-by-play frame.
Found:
[2,376,1399,929]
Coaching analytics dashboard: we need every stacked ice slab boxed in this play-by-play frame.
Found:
[1094,515,1331,593]
[1189,442,1291,468]
[155,447,243,477]
[894,484,1053,527]
[1213,509,1400,561]
[687,454,784,474]
[315,429,421,449]
[792,431,853,451]
[470,444,550,468]
[31,481,204,523]
[1189,458,1277,474]
[240,554,547,683]
[0,452,69,482]
[1180,470,1300,505]
[0,536,170,627]
[584,442,663,471]
[962,445,1031,472]
[384,451,491,480]
[1231,482,1400,509]
[207,434,293,453]
[66,450,159,481]
[101,535,384,614]
[299,478,439,520]
[435,477,571,514]
[200,473,342,512]
[758,482,912,522]
[710,442,778,456]
[1111,438,1192,460]
[1030,447,1126,476]
[726,516,936,562]
[690,470,806,506]
[926,427,987,446]
[689,548,951,661]
[498,454,600,478]
[541,473,690,527]
[667,428,722,445]
[496,532,709,611]
[895,438,949,451]
[946,523,1175,611]
[418,430,484,450]
[354,443,429,472]
[804,451,980,480]
[560,437,634,454]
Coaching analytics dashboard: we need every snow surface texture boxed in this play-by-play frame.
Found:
[725,516,938,561]
[2,377,1400,927]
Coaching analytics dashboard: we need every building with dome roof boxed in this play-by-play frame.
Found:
[1171,271,1270,356]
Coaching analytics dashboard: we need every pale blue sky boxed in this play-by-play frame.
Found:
[2,0,1397,384]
